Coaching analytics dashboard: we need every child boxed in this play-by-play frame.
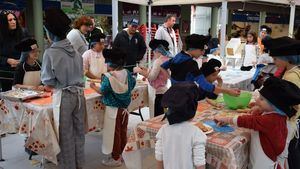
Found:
[161,34,240,97]
[14,38,44,91]
[133,39,171,116]
[214,77,300,169]
[90,48,136,167]
[82,33,107,79]
[156,82,207,169]
[240,31,259,71]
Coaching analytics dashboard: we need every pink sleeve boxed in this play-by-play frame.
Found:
[82,51,90,71]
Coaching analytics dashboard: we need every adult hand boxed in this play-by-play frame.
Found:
[133,67,142,74]
[36,85,45,91]
[44,85,53,93]
[7,58,19,67]
[90,82,96,90]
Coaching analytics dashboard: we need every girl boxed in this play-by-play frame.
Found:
[82,33,107,79]
[13,38,44,91]
[215,77,300,169]
[133,39,170,117]
[161,34,240,97]
[241,31,259,71]
[90,48,136,167]
[156,82,207,169]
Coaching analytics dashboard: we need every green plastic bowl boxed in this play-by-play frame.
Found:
[223,91,252,110]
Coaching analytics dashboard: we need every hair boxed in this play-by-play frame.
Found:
[164,14,176,22]
[247,31,257,44]
[0,11,23,41]
[73,16,93,29]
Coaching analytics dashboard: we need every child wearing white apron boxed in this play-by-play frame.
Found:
[90,48,136,167]
[215,77,300,169]
[13,38,44,90]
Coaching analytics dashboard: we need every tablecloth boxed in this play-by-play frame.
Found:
[123,101,251,169]
[0,82,148,164]
[220,67,255,91]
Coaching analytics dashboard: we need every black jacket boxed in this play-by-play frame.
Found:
[113,30,147,71]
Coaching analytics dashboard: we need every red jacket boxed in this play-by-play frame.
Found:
[237,112,287,163]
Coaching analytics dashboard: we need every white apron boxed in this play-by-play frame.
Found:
[102,106,118,155]
[52,89,63,140]
[22,62,41,86]
[101,71,128,154]
[89,54,106,79]
[243,44,257,67]
[249,113,288,169]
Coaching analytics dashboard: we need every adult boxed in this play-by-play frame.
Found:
[43,8,86,169]
[83,33,107,79]
[263,36,300,169]
[258,25,272,55]
[0,11,28,91]
[155,14,182,57]
[113,19,147,72]
[13,38,43,90]
[86,16,104,49]
[67,16,92,56]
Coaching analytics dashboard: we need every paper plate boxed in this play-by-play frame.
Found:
[204,120,235,133]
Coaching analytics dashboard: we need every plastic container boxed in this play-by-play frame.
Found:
[223,91,252,109]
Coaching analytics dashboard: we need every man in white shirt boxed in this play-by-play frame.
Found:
[155,14,182,57]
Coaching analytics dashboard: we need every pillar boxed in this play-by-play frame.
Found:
[211,7,219,38]
[139,5,147,25]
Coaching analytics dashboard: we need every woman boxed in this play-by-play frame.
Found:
[134,39,171,117]
[0,11,28,91]
[67,16,92,56]
[263,36,300,169]
[82,33,107,79]
[13,38,44,90]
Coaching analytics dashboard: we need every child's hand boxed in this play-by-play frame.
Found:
[214,116,228,126]
[90,82,96,89]
[227,88,241,96]
[249,106,263,115]
[248,102,256,108]
[216,75,223,86]
[133,67,142,74]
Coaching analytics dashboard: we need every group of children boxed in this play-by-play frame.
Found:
[8,8,300,169]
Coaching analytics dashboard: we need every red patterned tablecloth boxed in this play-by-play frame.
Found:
[0,82,148,164]
[123,102,250,169]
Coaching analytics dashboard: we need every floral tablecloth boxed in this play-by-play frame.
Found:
[220,67,255,91]
[123,102,250,169]
[0,82,148,164]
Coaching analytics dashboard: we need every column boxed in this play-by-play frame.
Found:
[139,5,147,25]
[112,0,118,40]
[288,2,296,37]
[211,7,219,38]
[258,11,266,31]
[32,0,44,58]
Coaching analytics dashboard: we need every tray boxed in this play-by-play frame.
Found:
[0,89,44,102]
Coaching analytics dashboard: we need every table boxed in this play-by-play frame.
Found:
[0,82,148,164]
[123,101,251,169]
[220,67,255,91]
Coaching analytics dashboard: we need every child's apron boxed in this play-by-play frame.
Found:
[22,61,41,86]
[249,112,289,169]
[89,54,106,79]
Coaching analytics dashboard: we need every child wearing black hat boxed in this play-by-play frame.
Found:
[13,38,44,91]
[133,39,171,117]
[82,33,107,79]
[263,36,300,169]
[90,48,136,167]
[155,82,207,169]
[161,34,240,97]
[215,77,300,169]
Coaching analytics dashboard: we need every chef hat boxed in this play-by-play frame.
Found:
[15,38,38,52]
[103,48,127,68]
[200,59,222,77]
[262,36,300,57]
[161,82,200,125]
[259,77,300,118]
[44,8,71,38]
[185,34,209,50]
[260,25,272,34]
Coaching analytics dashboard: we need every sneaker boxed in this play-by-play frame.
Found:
[102,157,122,167]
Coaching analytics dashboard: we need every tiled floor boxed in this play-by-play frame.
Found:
[0,108,156,169]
